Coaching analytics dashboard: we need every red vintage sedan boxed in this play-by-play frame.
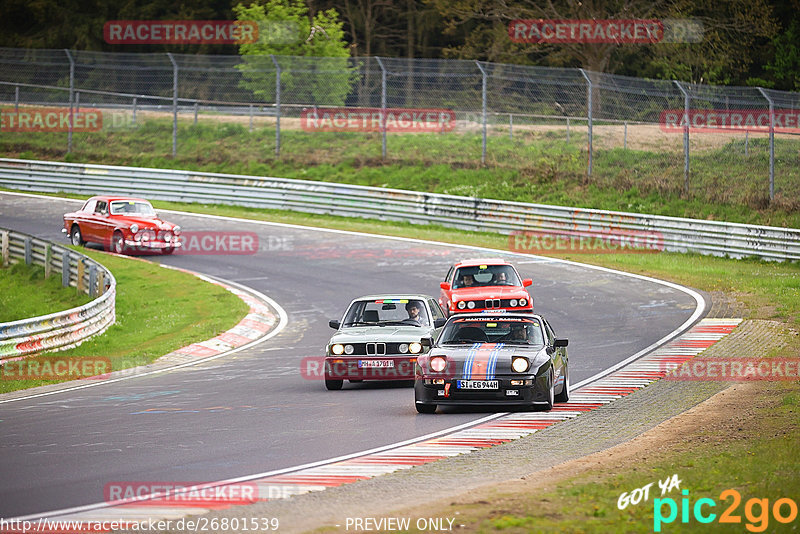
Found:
[438,258,534,316]
[63,196,181,254]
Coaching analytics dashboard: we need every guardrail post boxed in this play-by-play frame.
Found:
[757,87,775,202]
[166,53,178,158]
[375,57,387,160]
[88,263,97,297]
[98,269,105,296]
[475,61,488,165]
[77,258,86,292]
[624,121,627,149]
[674,81,690,194]
[24,237,32,265]
[1,231,8,266]
[193,101,198,125]
[579,69,593,177]
[566,117,570,142]
[44,244,52,278]
[271,55,281,157]
[64,49,75,154]
[61,252,70,287]
[132,97,137,126]
[509,114,513,140]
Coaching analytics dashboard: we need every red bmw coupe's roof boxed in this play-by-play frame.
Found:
[454,258,511,268]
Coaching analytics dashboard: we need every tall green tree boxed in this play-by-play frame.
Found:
[234,0,356,105]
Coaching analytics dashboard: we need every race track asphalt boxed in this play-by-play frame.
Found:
[0,192,704,517]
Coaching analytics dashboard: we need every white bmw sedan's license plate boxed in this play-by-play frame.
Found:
[457,380,499,389]
[359,360,394,368]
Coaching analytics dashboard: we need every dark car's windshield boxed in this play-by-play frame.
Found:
[110,200,156,216]
[453,264,521,288]
[343,299,429,327]
[439,317,543,345]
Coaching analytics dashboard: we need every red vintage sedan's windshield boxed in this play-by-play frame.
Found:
[110,201,156,216]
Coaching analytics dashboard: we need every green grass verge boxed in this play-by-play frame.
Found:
[1,118,798,227]
[0,248,249,393]
[424,383,800,533]
[0,261,93,322]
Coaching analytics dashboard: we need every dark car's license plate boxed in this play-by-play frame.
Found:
[457,380,499,389]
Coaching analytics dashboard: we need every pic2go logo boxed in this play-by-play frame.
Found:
[654,489,798,532]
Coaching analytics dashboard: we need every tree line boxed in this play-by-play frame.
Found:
[0,0,797,90]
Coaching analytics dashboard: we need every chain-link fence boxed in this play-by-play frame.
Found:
[0,47,798,206]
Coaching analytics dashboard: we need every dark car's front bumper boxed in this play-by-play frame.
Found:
[414,373,551,406]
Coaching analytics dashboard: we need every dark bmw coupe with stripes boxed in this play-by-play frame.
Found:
[414,313,569,413]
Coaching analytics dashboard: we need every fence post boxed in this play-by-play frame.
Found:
[45,244,52,278]
[271,55,281,157]
[77,258,86,293]
[566,117,570,142]
[132,97,137,126]
[757,87,775,202]
[509,114,513,140]
[375,57,387,160]
[166,53,178,158]
[64,49,75,154]
[249,104,254,132]
[88,263,97,297]
[61,252,70,287]
[674,81,690,194]
[75,91,80,113]
[14,85,19,113]
[745,131,749,156]
[475,61,488,165]
[1,231,8,266]
[578,69,593,177]
[193,101,198,125]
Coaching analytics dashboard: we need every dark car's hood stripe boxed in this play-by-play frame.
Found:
[463,343,504,380]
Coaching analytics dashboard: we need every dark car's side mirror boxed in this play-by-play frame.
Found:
[522,278,533,287]
[433,318,447,329]
[554,338,569,347]
[329,320,341,330]
[439,282,451,291]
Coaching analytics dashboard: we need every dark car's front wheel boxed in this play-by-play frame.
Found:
[555,365,570,403]
[415,403,437,414]
[70,225,84,246]
[325,379,343,390]
[537,371,555,411]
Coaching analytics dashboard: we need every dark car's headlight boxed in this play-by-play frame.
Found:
[429,356,447,372]
[511,357,530,373]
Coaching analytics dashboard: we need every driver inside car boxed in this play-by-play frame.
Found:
[405,301,428,325]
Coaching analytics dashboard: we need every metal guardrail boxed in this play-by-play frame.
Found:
[0,158,798,261]
[0,227,116,361]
